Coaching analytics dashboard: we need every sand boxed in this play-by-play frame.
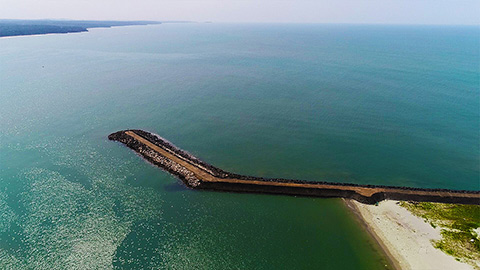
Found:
[346,200,475,270]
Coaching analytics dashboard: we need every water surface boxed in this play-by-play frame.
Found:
[0,24,478,269]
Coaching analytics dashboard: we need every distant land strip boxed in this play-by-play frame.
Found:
[0,19,162,37]
[109,130,480,205]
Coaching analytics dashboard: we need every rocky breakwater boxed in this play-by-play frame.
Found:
[108,130,480,205]
[108,130,201,188]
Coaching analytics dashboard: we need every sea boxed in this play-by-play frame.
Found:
[0,23,478,269]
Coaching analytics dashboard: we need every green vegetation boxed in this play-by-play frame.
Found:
[400,201,480,268]
[0,20,161,37]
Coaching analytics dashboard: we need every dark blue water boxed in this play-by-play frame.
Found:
[0,24,478,269]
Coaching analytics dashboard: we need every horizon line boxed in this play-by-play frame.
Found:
[1,18,479,27]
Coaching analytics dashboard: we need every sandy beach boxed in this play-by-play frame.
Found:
[346,199,475,270]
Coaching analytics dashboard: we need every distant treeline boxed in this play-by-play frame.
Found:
[0,19,161,37]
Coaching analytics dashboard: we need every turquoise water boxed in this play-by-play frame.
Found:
[0,24,478,269]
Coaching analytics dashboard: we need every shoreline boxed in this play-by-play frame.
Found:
[347,199,475,270]
[110,129,479,269]
[0,30,88,39]
[343,199,401,270]
[0,20,161,38]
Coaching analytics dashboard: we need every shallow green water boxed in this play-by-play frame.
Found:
[0,24,478,269]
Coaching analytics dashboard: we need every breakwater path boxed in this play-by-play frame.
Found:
[109,130,480,205]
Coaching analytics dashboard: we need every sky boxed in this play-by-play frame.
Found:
[0,0,479,25]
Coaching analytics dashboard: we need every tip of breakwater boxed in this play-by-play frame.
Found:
[108,129,480,205]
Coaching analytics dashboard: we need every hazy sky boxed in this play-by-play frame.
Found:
[1,0,479,25]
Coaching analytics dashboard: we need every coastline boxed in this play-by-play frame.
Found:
[0,20,161,38]
[110,129,479,269]
[0,31,88,39]
[346,199,475,270]
[344,199,401,270]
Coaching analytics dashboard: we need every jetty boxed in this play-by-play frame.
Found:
[109,130,480,205]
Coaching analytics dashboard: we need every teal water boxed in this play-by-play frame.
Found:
[0,24,478,269]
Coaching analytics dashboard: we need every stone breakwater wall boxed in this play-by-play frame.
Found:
[108,131,201,187]
[108,130,480,205]
[132,130,231,178]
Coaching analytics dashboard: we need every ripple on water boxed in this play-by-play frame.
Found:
[0,136,165,269]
